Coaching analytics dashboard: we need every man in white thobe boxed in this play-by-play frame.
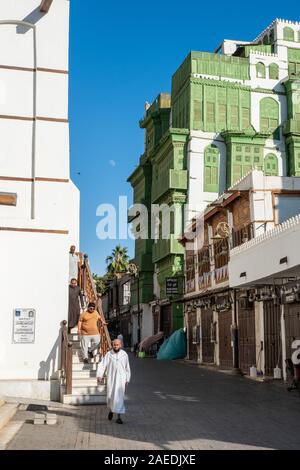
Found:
[69,245,80,282]
[97,339,131,424]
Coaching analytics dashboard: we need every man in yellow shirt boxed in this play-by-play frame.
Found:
[78,302,108,364]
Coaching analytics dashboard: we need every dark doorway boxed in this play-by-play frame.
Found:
[264,301,281,376]
[218,310,233,369]
[188,311,198,361]
[201,309,214,363]
[160,304,172,337]
[238,304,256,373]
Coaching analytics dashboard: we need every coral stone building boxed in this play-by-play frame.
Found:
[128,18,300,344]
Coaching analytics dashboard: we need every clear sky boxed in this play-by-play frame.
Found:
[68,0,299,275]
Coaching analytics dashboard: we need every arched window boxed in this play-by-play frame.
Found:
[260,97,279,137]
[269,63,279,79]
[264,153,278,176]
[256,62,266,78]
[204,144,220,192]
[283,26,294,42]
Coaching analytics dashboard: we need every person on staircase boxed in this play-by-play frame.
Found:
[78,302,108,364]
[97,338,131,424]
[68,278,84,334]
[69,245,80,283]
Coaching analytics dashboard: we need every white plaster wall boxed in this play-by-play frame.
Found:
[36,71,68,119]
[0,180,79,232]
[0,1,80,392]
[247,51,288,90]
[35,121,70,179]
[0,0,69,70]
[0,120,33,178]
[0,69,34,116]
[229,221,300,287]
[0,231,69,379]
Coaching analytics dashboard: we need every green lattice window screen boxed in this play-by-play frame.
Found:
[242,108,250,128]
[289,62,300,76]
[269,63,279,79]
[218,103,226,129]
[230,105,239,128]
[260,97,279,138]
[193,100,202,128]
[207,102,215,123]
[283,27,295,42]
[264,153,278,176]
[256,62,266,78]
[204,145,219,192]
[232,145,263,184]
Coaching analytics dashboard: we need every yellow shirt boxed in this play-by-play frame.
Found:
[79,310,101,336]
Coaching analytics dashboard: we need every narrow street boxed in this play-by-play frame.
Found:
[7,355,300,450]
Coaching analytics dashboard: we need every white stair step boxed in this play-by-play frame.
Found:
[69,335,80,341]
[0,420,24,450]
[73,378,98,386]
[72,370,97,379]
[0,404,18,432]
[72,355,100,364]
[71,385,106,395]
[62,394,106,405]
[72,363,98,372]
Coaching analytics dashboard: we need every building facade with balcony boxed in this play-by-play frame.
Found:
[128,18,300,344]
[181,170,300,377]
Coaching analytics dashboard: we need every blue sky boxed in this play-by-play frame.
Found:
[68,0,299,275]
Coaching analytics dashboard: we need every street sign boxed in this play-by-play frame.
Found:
[13,308,36,344]
[166,277,179,295]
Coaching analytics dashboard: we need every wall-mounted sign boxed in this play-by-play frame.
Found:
[166,277,179,295]
[13,308,36,344]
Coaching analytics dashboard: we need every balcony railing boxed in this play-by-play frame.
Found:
[213,238,229,269]
[230,223,254,249]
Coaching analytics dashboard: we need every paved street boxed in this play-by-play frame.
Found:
[6,355,300,450]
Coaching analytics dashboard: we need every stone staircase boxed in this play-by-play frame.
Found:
[60,331,107,405]
[60,254,111,406]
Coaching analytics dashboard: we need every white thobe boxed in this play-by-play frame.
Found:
[97,349,131,414]
[69,253,79,282]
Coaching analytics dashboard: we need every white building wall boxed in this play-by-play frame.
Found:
[0,0,79,399]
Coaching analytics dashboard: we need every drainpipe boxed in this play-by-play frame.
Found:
[0,21,37,219]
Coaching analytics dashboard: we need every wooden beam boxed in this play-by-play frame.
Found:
[40,0,54,13]
[0,192,17,206]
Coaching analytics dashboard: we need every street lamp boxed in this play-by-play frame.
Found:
[127,263,141,345]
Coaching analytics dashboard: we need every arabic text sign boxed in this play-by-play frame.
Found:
[13,308,36,344]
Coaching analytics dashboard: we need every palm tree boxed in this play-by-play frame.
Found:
[105,245,129,277]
